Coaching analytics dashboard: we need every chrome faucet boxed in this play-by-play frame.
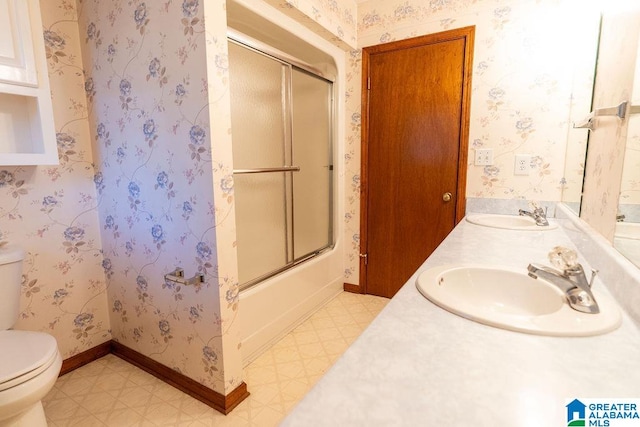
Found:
[527,246,599,314]
[518,203,549,226]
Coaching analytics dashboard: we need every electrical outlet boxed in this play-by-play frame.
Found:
[475,149,493,166]
[514,154,531,176]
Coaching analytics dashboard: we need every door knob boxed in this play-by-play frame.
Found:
[442,192,452,202]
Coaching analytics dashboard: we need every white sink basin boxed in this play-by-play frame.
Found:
[615,222,640,240]
[416,265,621,336]
[466,214,557,230]
[614,223,640,266]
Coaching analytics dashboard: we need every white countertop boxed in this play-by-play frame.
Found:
[282,218,640,426]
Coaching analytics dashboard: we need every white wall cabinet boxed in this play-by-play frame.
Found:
[0,0,38,86]
[0,0,58,165]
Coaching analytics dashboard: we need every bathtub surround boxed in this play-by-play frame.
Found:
[223,0,348,368]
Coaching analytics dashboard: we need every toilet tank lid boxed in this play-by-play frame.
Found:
[0,330,58,386]
[0,245,25,264]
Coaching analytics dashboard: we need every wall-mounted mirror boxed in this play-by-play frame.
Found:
[614,40,640,267]
[575,8,640,268]
[559,15,601,216]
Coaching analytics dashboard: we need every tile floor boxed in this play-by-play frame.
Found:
[43,292,388,426]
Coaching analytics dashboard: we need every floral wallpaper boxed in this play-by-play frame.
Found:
[263,0,358,50]
[0,0,342,398]
[618,38,640,222]
[0,1,111,359]
[582,10,640,240]
[342,0,600,283]
[77,0,242,394]
[2,0,616,401]
[621,115,640,221]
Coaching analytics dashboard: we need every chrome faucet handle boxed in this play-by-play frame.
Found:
[529,201,546,214]
[589,269,598,288]
[548,246,578,270]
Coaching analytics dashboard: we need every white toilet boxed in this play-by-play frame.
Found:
[0,245,62,427]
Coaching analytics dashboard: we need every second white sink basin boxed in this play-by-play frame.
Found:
[614,223,640,266]
[615,222,640,240]
[466,213,557,230]
[416,265,621,336]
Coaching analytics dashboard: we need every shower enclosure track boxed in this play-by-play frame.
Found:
[233,166,300,174]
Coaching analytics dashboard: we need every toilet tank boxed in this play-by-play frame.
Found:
[0,245,25,330]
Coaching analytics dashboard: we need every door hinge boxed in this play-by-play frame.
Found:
[367,77,371,91]
[359,253,368,265]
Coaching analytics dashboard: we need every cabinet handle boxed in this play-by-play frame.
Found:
[442,192,452,202]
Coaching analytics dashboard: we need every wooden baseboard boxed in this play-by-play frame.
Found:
[343,282,363,294]
[60,340,111,376]
[110,341,249,414]
[59,340,250,414]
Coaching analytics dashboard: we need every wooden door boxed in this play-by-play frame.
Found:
[360,27,474,298]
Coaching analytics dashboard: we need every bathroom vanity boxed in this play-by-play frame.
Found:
[281,206,640,426]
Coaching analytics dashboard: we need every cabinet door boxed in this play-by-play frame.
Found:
[0,0,37,87]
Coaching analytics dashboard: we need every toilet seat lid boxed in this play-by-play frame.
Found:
[0,330,59,387]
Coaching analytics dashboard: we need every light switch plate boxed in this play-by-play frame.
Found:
[475,149,493,166]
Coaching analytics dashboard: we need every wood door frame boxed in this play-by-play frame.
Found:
[359,26,475,293]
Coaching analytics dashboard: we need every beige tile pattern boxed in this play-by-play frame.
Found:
[42,292,388,426]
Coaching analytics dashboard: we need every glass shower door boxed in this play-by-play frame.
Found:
[291,69,333,259]
[228,37,334,289]
[229,42,291,286]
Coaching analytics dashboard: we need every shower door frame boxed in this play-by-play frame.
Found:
[228,31,336,291]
